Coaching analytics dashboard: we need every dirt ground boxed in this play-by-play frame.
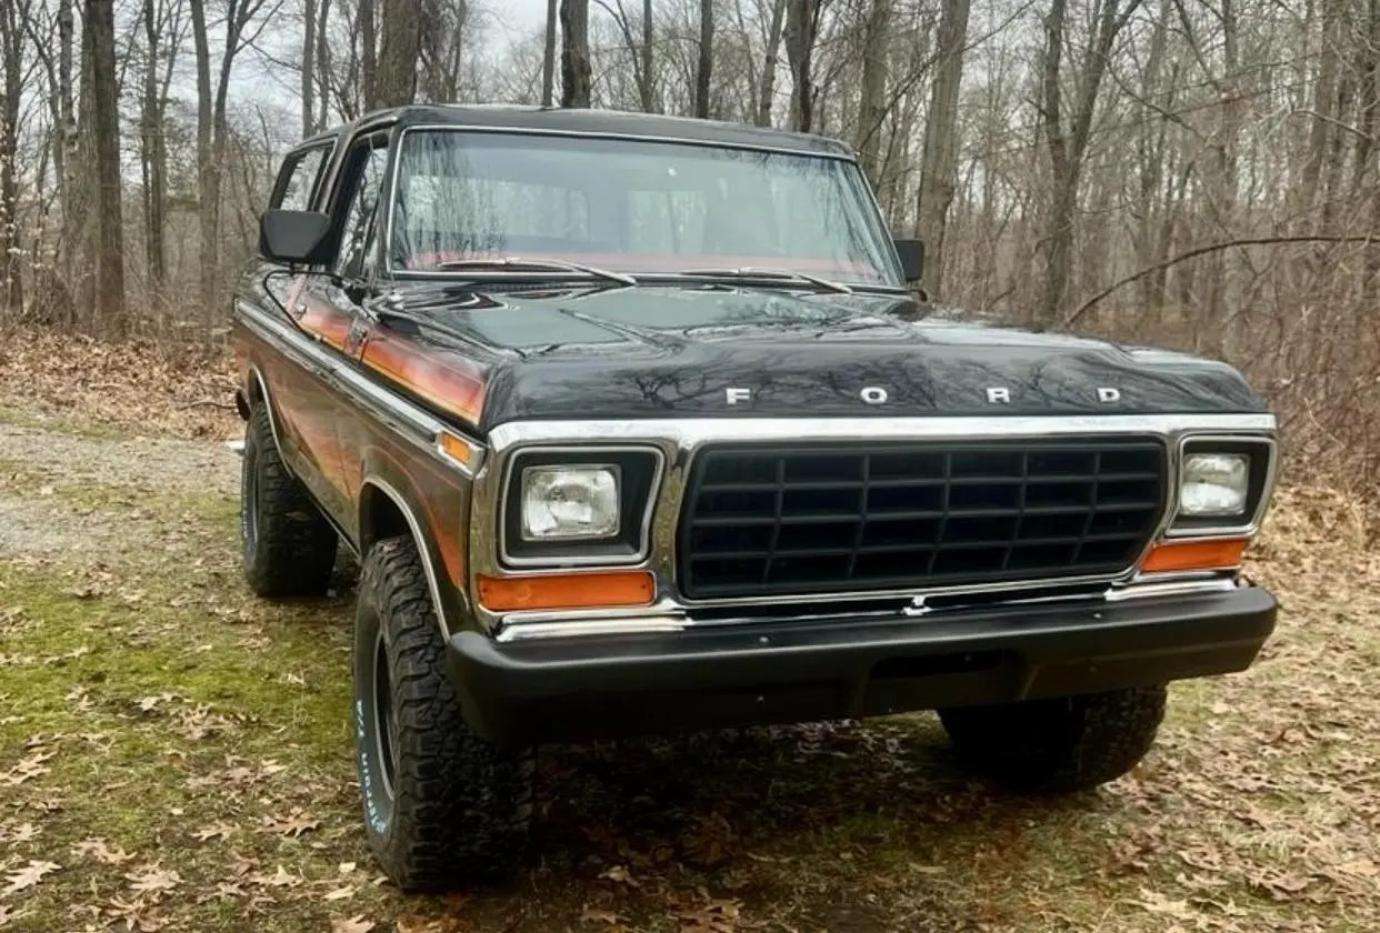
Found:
[1,337,1378,932]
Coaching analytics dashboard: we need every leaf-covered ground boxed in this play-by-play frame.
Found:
[1,335,1377,931]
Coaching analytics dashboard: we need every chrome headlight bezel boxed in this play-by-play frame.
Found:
[498,445,665,567]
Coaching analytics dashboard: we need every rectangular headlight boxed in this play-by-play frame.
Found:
[1179,452,1249,517]
[521,465,620,540]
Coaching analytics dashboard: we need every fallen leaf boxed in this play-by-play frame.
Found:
[1,860,60,897]
[72,838,134,865]
[599,864,639,887]
[193,821,235,843]
[126,864,182,895]
[331,915,374,933]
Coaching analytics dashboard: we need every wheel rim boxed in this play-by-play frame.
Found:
[372,631,399,799]
[241,449,260,553]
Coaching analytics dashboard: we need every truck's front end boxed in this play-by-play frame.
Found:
[368,120,1278,754]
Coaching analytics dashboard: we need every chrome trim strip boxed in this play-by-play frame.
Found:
[234,299,487,474]
[1104,577,1240,601]
[493,575,1246,641]
[473,414,1276,635]
[497,445,666,568]
[1164,434,1279,538]
[362,477,452,639]
[498,618,689,642]
[486,414,1276,449]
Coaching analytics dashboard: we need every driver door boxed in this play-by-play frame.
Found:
[292,131,393,518]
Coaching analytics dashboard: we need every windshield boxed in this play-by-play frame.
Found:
[389,130,901,287]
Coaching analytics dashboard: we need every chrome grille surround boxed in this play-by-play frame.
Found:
[469,414,1278,637]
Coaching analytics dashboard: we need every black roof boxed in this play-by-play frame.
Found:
[303,104,855,158]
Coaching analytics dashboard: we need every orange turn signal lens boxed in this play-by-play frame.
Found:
[477,571,656,612]
[1140,538,1249,574]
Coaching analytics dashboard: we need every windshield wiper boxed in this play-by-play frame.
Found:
[677,266,853,295]
[435,256,637,287]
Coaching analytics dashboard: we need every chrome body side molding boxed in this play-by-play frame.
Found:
[234,299,486,477]
[360,477,453,640]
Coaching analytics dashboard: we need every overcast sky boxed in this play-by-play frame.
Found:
[499,0,551,38]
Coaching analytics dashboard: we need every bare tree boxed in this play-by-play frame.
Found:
[377,0,421,106]
[596,0,657,111]
[1037,0,1141,325]
[0,0,28,311]
[303,0,318,133]
[696,0,714,117]
[190,0,278,312]
[854,0,892,182]
[914,0,970,294]
[361,0,378,109]
[755,0,787,126]
[542,0,558,106]
[85,0,124,321]
[784,0,818,131]
[561,0,592,107]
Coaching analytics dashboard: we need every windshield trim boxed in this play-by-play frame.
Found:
[381,125,903,286]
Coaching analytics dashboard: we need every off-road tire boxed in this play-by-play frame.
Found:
[240,405,337,597]
[354,536,533,891]
[938,685,1167,792]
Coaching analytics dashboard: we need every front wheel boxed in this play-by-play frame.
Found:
[353,536,533,891]
[938,685,1167,792]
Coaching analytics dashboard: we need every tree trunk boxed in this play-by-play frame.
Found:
[1358,0,1380,307]
[640,0,654,112]
[755,0,786,127]
[784,0,816,132]
[854,0,892,184]
[914,0,970,295]
[140,0,166,290]
[0,1,24,313]
[360,0,378,110]
[85,0,125,323]
[695,0,713,118]
[190,0,217,312]
[377,0,420,106]
[1299,0,1343,220]
[560,0,591,108]
[317,0,333,126]
[542,0,557,106]
[302,0,317,134]
[57,0,78,281]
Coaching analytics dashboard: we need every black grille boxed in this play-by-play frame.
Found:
[677,439,1167,599]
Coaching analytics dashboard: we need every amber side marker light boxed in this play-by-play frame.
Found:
[1140,538,1249,574]
[436,430,475,466]
[477,571,656,612]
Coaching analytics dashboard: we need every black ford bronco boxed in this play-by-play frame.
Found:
[233,105,1278,890]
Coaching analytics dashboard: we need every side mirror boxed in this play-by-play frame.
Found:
[893,237,924,284]
[259,209,333,265]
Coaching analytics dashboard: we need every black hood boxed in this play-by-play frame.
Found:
[378,283,1267,431]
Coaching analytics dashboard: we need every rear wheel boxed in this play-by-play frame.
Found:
[354,536,533,891]
[938,685,1167,792]
[240,405,337,597]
